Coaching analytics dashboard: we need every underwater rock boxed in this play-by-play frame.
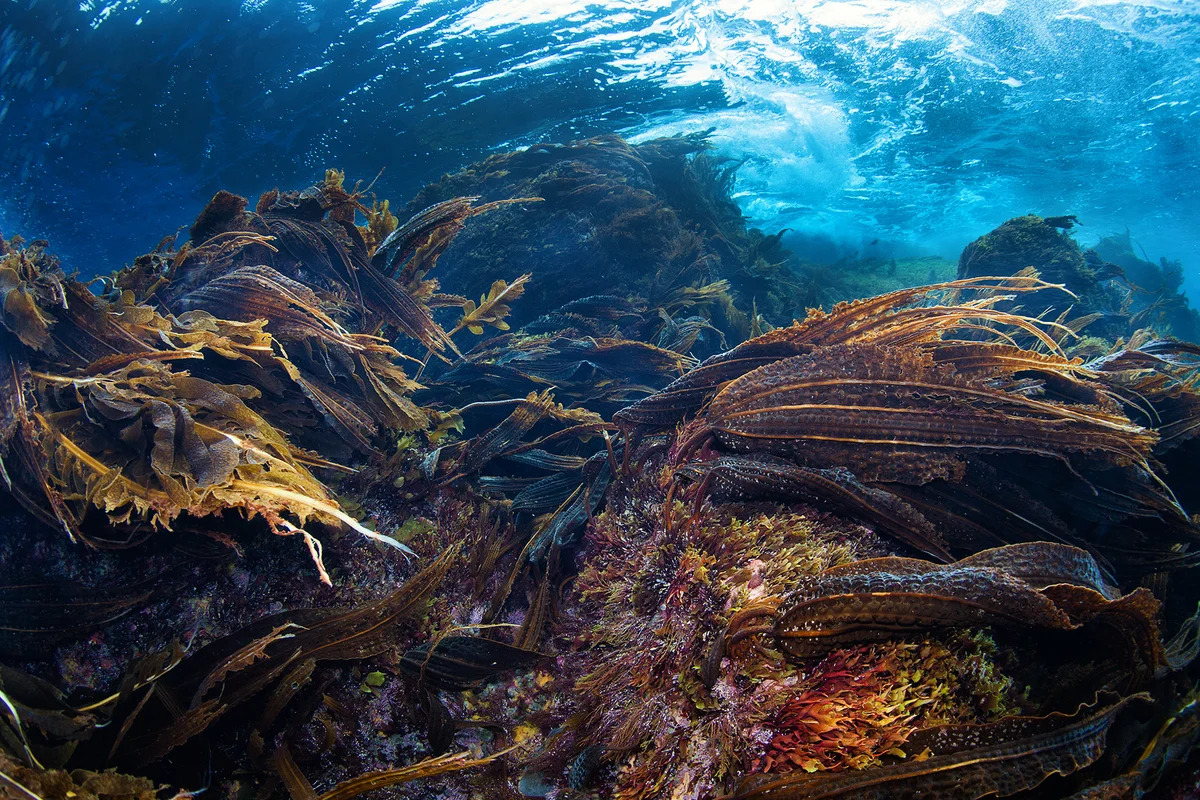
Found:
[959,214,1093,292]
[958,215,1129,341]
[405,132,800,343]
[1092,229,1200,342]
[958,215,1200,349]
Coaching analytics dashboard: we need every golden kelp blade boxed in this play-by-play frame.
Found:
[452,273,531,336]
[314,748,514,800]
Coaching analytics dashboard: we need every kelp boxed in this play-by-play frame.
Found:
[167,183,533,367]
[312,749,513,800]
[176,264,428,443]
[729,694,1148,800]
[450,274,531,336]
[616,275,1083,439]
[0,239,65,354]
[111,545,455,761]
[0,177,538,558]
[400,132,804,339]
[0,579,156,658]
[671,453,952,561]
[399,634,543,691]
[0,750,158,800]
[433,331,692,410]
[693,342,1155,484]
[3,157,1200,800]
[620,275,1200,567]
[26,358,373,548]
[770,544,1163,667]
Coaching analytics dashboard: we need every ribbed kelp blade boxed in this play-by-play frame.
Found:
[272,742,316,800]
[679,453,951,561]
[1083,337,1200,453]
[276,544,457,663]
[504,449,589,472]
[773,543,1163,661]
[704,343,1157,485]
[730,694,1148,800]
[399,634,543,691]
[930,341,1091,379]
[614,276,1072,435]
[264,214,459,357]
[0,579,155,658]
[955,541,1118,598]
[774,563,1072,658]
[878,458,1183,564]
[780,275,1071,350]
[177,265,351,346]
[452,391,556,480]
[613,334,814,432]
[496,337,691,388]
[512,471,587,515]
[527,446,614,561]
[373,197,480,279]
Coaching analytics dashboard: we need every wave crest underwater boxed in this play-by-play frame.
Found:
[2,0,1198,292]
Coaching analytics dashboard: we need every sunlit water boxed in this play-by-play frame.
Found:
[2,0,1198,294]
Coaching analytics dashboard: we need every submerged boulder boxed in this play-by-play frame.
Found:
[406,132,800,344]
[959,215,1126,342]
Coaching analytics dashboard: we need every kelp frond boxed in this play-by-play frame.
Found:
[453,273,531,336]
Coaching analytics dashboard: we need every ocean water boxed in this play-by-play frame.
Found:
[1,0,1198,296]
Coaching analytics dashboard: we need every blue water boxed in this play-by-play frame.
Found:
[2,0,1198,294]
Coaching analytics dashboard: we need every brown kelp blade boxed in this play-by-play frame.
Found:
[614,276,1072,435]
[0,579,156,658]
[773,544,1162,660]
[613,336,814,432]
[374,196,541,283]
[374,197,481,279]
[120,547,456,761]
[252,210,460,358]
[729,694,1148,800]
[704,343,1157,485]
[527,446,615,560]
[774,565,1071,657]
[314,748,512,800]
[448,390,557,481]
[955,541,1118,598]
[399,634,544,691]
[677,453,951,561]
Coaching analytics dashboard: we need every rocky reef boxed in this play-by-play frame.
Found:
[2,135,1200,800]
[959,214,1200,349]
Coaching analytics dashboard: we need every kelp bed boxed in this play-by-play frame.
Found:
[1,135,1200,800]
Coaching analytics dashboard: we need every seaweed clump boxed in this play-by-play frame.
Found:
[958,214,1200,348]
[405,132,799,345]
[1,144,1200,800]
[522,464,1021,798]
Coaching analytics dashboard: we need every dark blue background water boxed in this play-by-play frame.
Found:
[2,0,1198,293]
